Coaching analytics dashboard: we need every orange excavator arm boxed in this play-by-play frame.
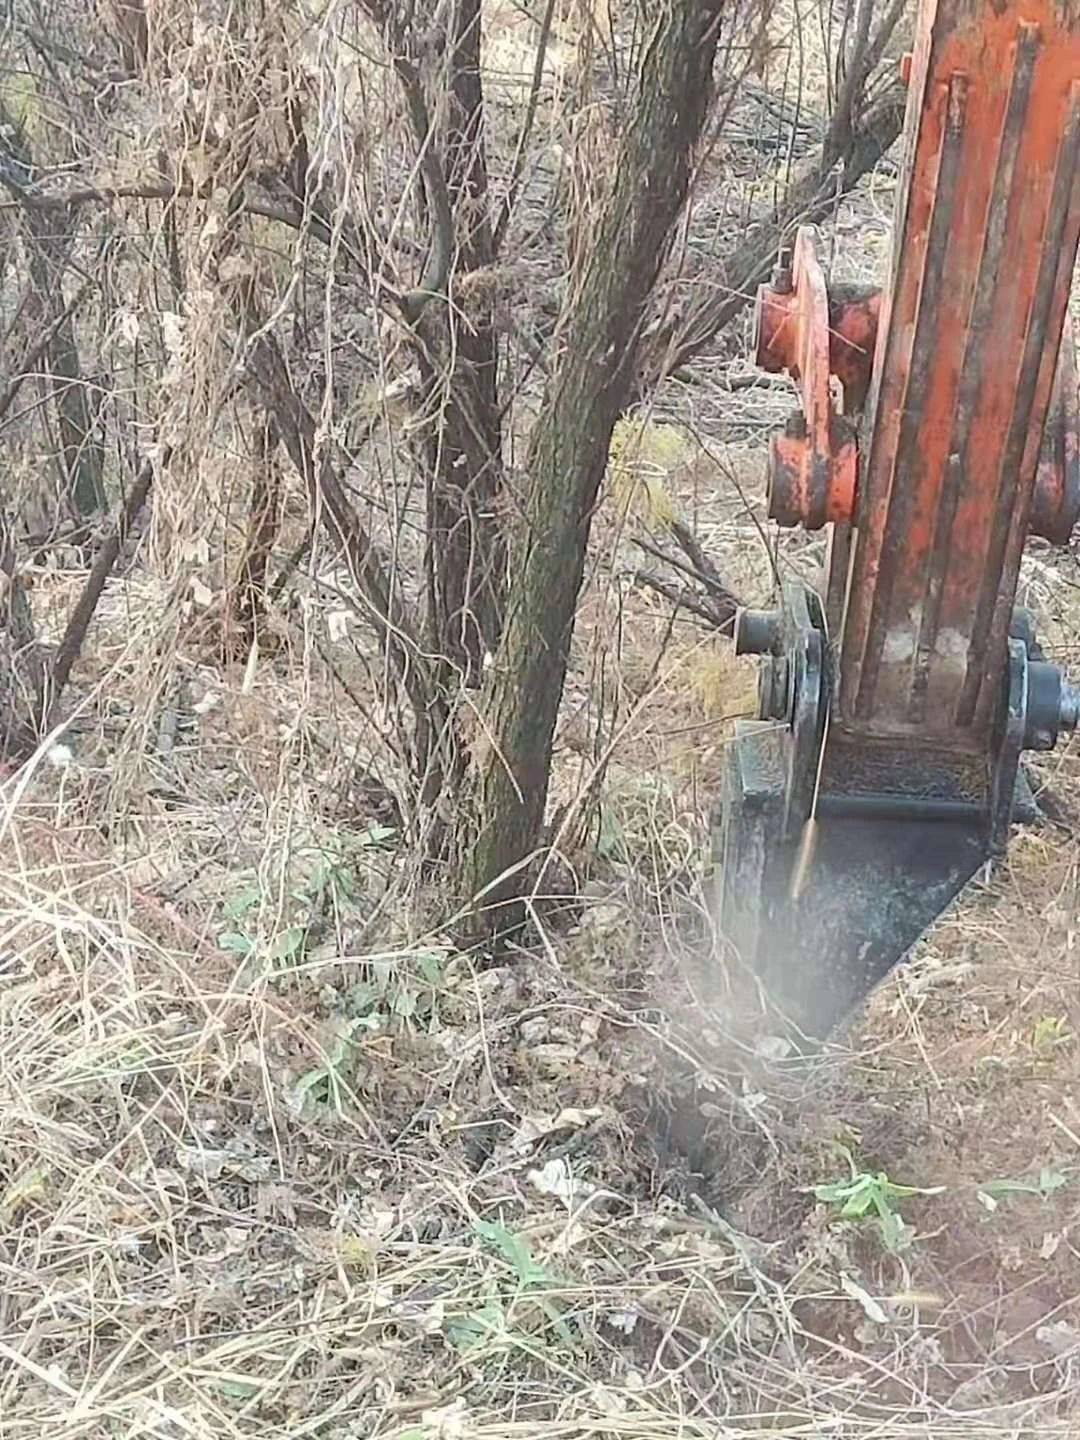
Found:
[720,0,1080,1038]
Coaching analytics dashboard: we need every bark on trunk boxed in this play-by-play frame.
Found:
[422,0,504,685]
[457,0,730,922]
[0,109,105,522]
[44,312,105,521]
[231,416,281,654]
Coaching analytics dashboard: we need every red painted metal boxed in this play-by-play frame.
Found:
[758,250,1079,547]
[722,0,1080,1039]
[827,285,882,414]
[831,0,1080,758]
[754,228,859,530]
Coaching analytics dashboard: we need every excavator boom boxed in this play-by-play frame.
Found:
[720,0,1080,1037]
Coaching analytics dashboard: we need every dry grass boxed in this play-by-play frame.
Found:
[7,415,1080,1435]
[7,743,1080,1437]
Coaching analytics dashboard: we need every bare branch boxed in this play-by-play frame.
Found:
[355,0,453,323]
[47,453,158,718]
[629,569,737,630]
[232,286,438,742]
[493,0,557,256]
[640,79,906,389]
[0,182,383,282]
[0,279,93,426]
[630,530,741,627]
[669,516,740,605]
[392,58,453,323]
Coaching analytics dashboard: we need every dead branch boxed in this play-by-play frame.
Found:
[640,77,906,391]
[244,336,420,679]
[631,531,741,625]
[669,516,739,604]
[629,569,737,631]
[396,55,453,324]
[357,0,453,324]
[0,279,93,426]
[269,531,314,603]
[232,284,444,768]
[0,182,382,281]
[493,0,557,255]
[47,452,158,719]
[230,415,281,652]
[0,497,43,757]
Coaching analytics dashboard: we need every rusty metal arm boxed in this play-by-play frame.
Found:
[718,0,1080,1039]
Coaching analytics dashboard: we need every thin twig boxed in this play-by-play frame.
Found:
[669,516,738,602]
[631,531,741,621]
[356,0,454,325]
[269,532,315,604]
[395,56,453,323]
[640,78,905,390]
[47,452,159,719]
[493,0,557,255]
[0,181,380,279]
[629,569,736,630]
[0,279,93,426]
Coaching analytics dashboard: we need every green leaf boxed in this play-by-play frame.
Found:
[1032,1015,1071,1054]
[445,1301,506,1351]
[535,1294,577,1347]
[331,865,360,902]
[879,1208,914,1254]
[346,981,379,1016]
[1,1166,50,1224]
[815,1168,943,1252]
[309,857,359,905]
[1,72,39,134]
[875,1177,946,1201]
[815,1175,876,1217]
[214,1378,260,1399]
[391,985,417,1018]
[373,958,393,992]
[417,952,444,988]
[222,887,261,921]
[307,856,336,894]
[474,1220,555,1288]
[293,1068,330,1101]
[596,805,627,861]
[813,1180,858,1203]
[270,925,307,962]
[979,1167,1068,1203]
[349,1011,382,1032]
[218,930,255,956]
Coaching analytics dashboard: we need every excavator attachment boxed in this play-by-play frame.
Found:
[719,0,1080,1038]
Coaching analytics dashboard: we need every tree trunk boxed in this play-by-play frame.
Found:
[0,107,105,523]
[421,0,504,685]
[43,305,105,522]
[456,0,732,922]
[230,416,281,654]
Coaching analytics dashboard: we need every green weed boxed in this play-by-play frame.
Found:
[814,1147,944,1253]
